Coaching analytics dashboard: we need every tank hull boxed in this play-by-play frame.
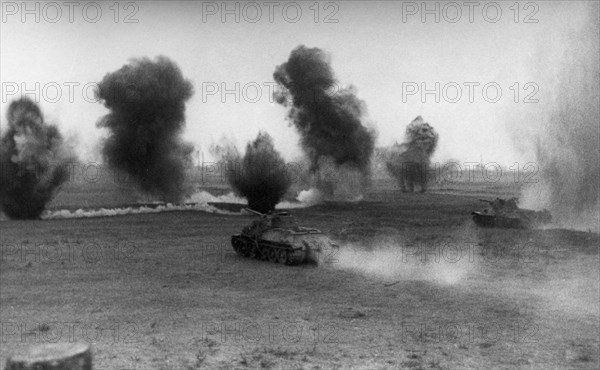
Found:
[231,210,338,265]
[471,212,529,229]
[231,234,306,265]
[231,231,337,265]
[472,209,551,229]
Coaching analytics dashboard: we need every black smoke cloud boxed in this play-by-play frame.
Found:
[273,45,375,196]
[96,56,194,203]
[0,98,72,219]
[215,132,291,213]
[385,116,439,193]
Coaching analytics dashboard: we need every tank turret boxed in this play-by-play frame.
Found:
[231,208,338,265]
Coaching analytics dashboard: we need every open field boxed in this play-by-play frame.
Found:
[1,182,598,369]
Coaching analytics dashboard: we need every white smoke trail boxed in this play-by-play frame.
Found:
[187,190,247,204]
[41,201,238,220]
[188,189,327,210]
[32,185,338,221]
[188,190,317,209]
[37,188,324,221]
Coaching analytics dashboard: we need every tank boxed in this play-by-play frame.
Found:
[231,208,339,265]
[472,197,552,229]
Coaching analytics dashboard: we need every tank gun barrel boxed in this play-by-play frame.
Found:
[244,208,265,217]
[478,199,493,203]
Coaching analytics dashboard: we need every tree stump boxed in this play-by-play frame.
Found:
[5,343,92,370]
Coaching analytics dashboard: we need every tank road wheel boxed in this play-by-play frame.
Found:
[276,249,290,264]
[252,242,267,260]
[267,248,278,263]
[286,250,304,265]
[235,239,248,257]
[231,238,244,256]
[258,246,269,261]
[240,242,252,257]
[248,241,260,259]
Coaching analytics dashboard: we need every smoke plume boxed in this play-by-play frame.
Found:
[95,56,194,203]
[273,45,376,198]
[521,6,599,231]
[0,98,73,219]
[385,116,439,193]
[213,132,292,213]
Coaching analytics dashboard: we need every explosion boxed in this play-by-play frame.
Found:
[95,56,195,203]
[273,45,376,199]
[521,5,599,231]
[214,132,292,213]
[0,98,73,219]
[385,116,439,193]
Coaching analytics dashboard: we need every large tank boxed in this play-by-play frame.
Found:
[472,197,552,229]
[231,209,339,265]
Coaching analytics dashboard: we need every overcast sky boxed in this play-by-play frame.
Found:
[0,1,592,165]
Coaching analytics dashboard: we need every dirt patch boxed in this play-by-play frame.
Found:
[1,186,598,369]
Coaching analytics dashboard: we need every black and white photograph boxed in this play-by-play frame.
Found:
[1,1,599,369]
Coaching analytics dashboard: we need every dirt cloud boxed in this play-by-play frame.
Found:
[273,45,376,199]
[0,98,74,219]
[95,56,194,203]
[211,132,291,213]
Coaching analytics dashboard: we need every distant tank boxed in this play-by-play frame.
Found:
[231,208,339,265]
[472,197,552,229]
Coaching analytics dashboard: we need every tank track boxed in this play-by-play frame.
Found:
[231,234,304,265]
[472,213,530,228]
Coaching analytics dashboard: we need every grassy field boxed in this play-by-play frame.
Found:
[1,180,598,369]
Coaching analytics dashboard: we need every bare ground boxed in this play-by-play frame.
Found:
[1,184,599,369]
